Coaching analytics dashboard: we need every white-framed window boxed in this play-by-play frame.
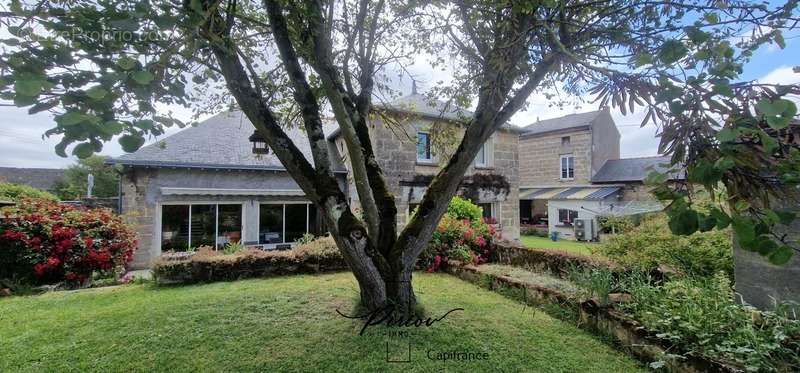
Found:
[558,209,579,225]
[560,154,574,179]
[258,202,324,246]
[474,139,489,167]
[160,203,244,251]
[416,131,434,162]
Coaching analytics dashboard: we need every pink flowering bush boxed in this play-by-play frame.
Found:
[0,199,137,286]
[419,199,499,272]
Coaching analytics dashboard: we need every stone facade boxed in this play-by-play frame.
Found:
[520,129,593,187]
[336,117,520,240]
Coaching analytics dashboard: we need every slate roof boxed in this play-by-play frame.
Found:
[327,93,522,140]
[111,110,346,172]
[0,167,65,190]
[592,156,681,183]
[520,109,604,137]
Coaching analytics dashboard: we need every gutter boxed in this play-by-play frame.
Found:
[106,159,348,174]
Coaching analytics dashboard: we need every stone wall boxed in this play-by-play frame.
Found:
[734,202,800,312]
[342,117,520,239]
[519,129,593,187]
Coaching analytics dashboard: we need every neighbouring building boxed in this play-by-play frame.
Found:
[112,93,521,268]
[0,167,65,193]
[518,108,676,240]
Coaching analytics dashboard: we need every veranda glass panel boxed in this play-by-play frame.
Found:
[191,204,216,248]
[259,204,283,244]
[217,204,243,248]
[285,204,308,242]
[161,205,190,251]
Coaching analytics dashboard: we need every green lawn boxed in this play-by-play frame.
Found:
[521,235,600,256]
[0,273,643,372]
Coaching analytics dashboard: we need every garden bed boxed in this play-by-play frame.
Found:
[444,260,743,373]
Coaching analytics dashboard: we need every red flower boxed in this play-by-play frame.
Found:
[475,236,487,248]
[83,236,94,248]
[33,263,48,277]
[463,229,474,240]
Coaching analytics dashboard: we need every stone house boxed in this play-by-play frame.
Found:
[518,108,676,240]
[111,94,520,268]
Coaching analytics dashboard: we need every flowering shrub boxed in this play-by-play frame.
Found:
[0,199,137,286]
[420,199,499,272]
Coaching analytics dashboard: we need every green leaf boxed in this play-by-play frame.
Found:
[669,207,699,236]
[131,71,154,85]
[101,121,125,136]
[14,79,43,97]
[757,99,796,130]
[85,86,108,100]
[716,128,738,142]
[117,56,138,70]
[704,13,719,24]
[710,208,731,229]
[134,119,155,130]
[119,134,145,153]
[27,99,59,114]
[72,143,94,159]
[714,157,735,171]
[689,160,722,185]
[732,216,757,246]
[767,246,793,265]
[774,31,786,49]
[658,40,688,64]
[698,214,717,232]
[59,112,89,126]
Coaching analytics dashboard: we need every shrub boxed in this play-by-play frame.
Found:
[152,236,346,284]
[520,225,548,237]
[446,196,483,222]
[621,272,800,371]
[599,213,732,278]
[597,215,635,234]
[0,183,58,202]
[420,198,499,272]
[0,199,137,286]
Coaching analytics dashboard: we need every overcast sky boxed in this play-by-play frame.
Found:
[0,29,798,169]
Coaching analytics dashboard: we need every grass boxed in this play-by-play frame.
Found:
[478,264,581,295]
[0,273,644,372]
[521,235,599,256]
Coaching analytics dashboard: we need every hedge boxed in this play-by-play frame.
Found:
[152,236,348,284]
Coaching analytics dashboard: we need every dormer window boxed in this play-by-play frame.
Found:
[416,131,433,162]
[560,154,574,179]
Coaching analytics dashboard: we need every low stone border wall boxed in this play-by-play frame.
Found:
[493,242,619,278]
[444,261,741,373]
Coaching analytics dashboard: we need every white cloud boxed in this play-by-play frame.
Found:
[758,65,800,85]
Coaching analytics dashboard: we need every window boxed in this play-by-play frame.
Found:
[558,209,579,225]
[560,155,574,179]
[478,203,493,218]
[416,132,433,162]
[160,204,243,251]
[259,203,325,245]
[474,140,488,167]
[561,136,570,146]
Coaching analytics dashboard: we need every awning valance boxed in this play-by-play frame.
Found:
[160,187,305,197]
[520,186,620,200]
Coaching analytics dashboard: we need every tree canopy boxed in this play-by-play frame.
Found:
[1,0,798,311]
[53,155,120,200]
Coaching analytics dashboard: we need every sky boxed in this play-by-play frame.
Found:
[0,22,798,169]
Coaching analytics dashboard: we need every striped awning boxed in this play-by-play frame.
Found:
[520,186,620,200]
[161,187,305,197]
